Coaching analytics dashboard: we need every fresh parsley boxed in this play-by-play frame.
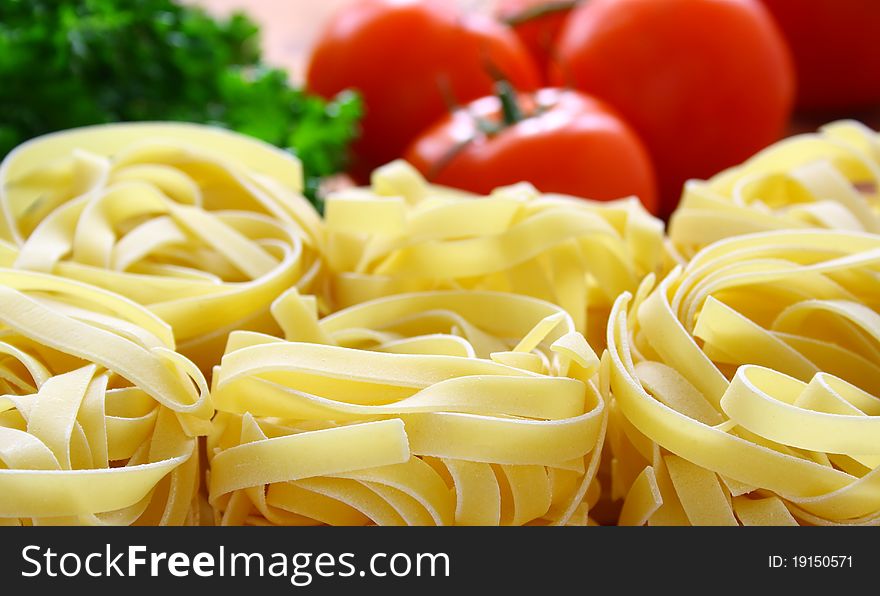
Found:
[0,0,361,208]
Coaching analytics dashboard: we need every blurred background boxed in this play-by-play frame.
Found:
[196,0,496,81]
[2,0,878,216]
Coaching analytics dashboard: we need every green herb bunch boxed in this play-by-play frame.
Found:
[0,0,361,207]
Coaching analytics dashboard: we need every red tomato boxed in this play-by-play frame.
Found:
[761,0,880,112]
[551,0,795,217]
[496,0,578,79]
[404,87,658,213]
[307,0,540,181]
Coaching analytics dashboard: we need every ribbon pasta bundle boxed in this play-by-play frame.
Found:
[669,120,880,259]
[208,289,606,525]
[324,160,665,347]
[605,230,880,525]
[0,262,212,525]
[0,123,324,373]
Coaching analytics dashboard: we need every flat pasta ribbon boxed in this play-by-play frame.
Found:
[606,230,880,525]
[323,160,667,348]
[0,268,213,526]
[669,120,880,260]
[0,123,324,374]
[208,289,607,526]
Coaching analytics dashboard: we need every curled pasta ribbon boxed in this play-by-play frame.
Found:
[208,289,607,526]
[0,123,324,373]
[606,230,880,526]
[324,160,666,348]
[0,268,212,526]
[669,120,880,259]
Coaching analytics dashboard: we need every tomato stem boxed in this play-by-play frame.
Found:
[501,1,581,26]
[496,80,523,126]
[436,73,460,113]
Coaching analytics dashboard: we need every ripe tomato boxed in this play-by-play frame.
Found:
[404,86,658,213]
[551,0,794,217]
[306,0,539,181]
[496,0,578,80]
[760,0,880,112]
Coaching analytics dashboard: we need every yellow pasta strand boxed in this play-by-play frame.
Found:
[0,123,323,374]
[208,289,606,526]
[669,120,880,259]
[6,117,878,528]
[324,160,666,348]
[0,268,212,525]
[606,230,880,525]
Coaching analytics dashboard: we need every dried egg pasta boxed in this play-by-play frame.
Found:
[606,230,880,525]
[0,123,323,373]
[208,289,606,526]
[0,267,212,525]
[669,120,880,259]
[323,160,666,348]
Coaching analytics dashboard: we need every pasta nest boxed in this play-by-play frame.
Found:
[669,120,880,260]
[0,266,212,525]
[0,123,324,374]
[605,230,880,525]
[208,289,606,526]
[323,160,666,348]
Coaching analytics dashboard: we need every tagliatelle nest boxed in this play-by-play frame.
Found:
[605,230,880,525]
[4,116,880,528]
[0,123,324,374]
[0,266,212,525]
[207,289,606,526]
[323,160,666,349]
[669,120,880,260]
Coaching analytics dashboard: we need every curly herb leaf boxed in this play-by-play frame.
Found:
[0,0,360,208]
